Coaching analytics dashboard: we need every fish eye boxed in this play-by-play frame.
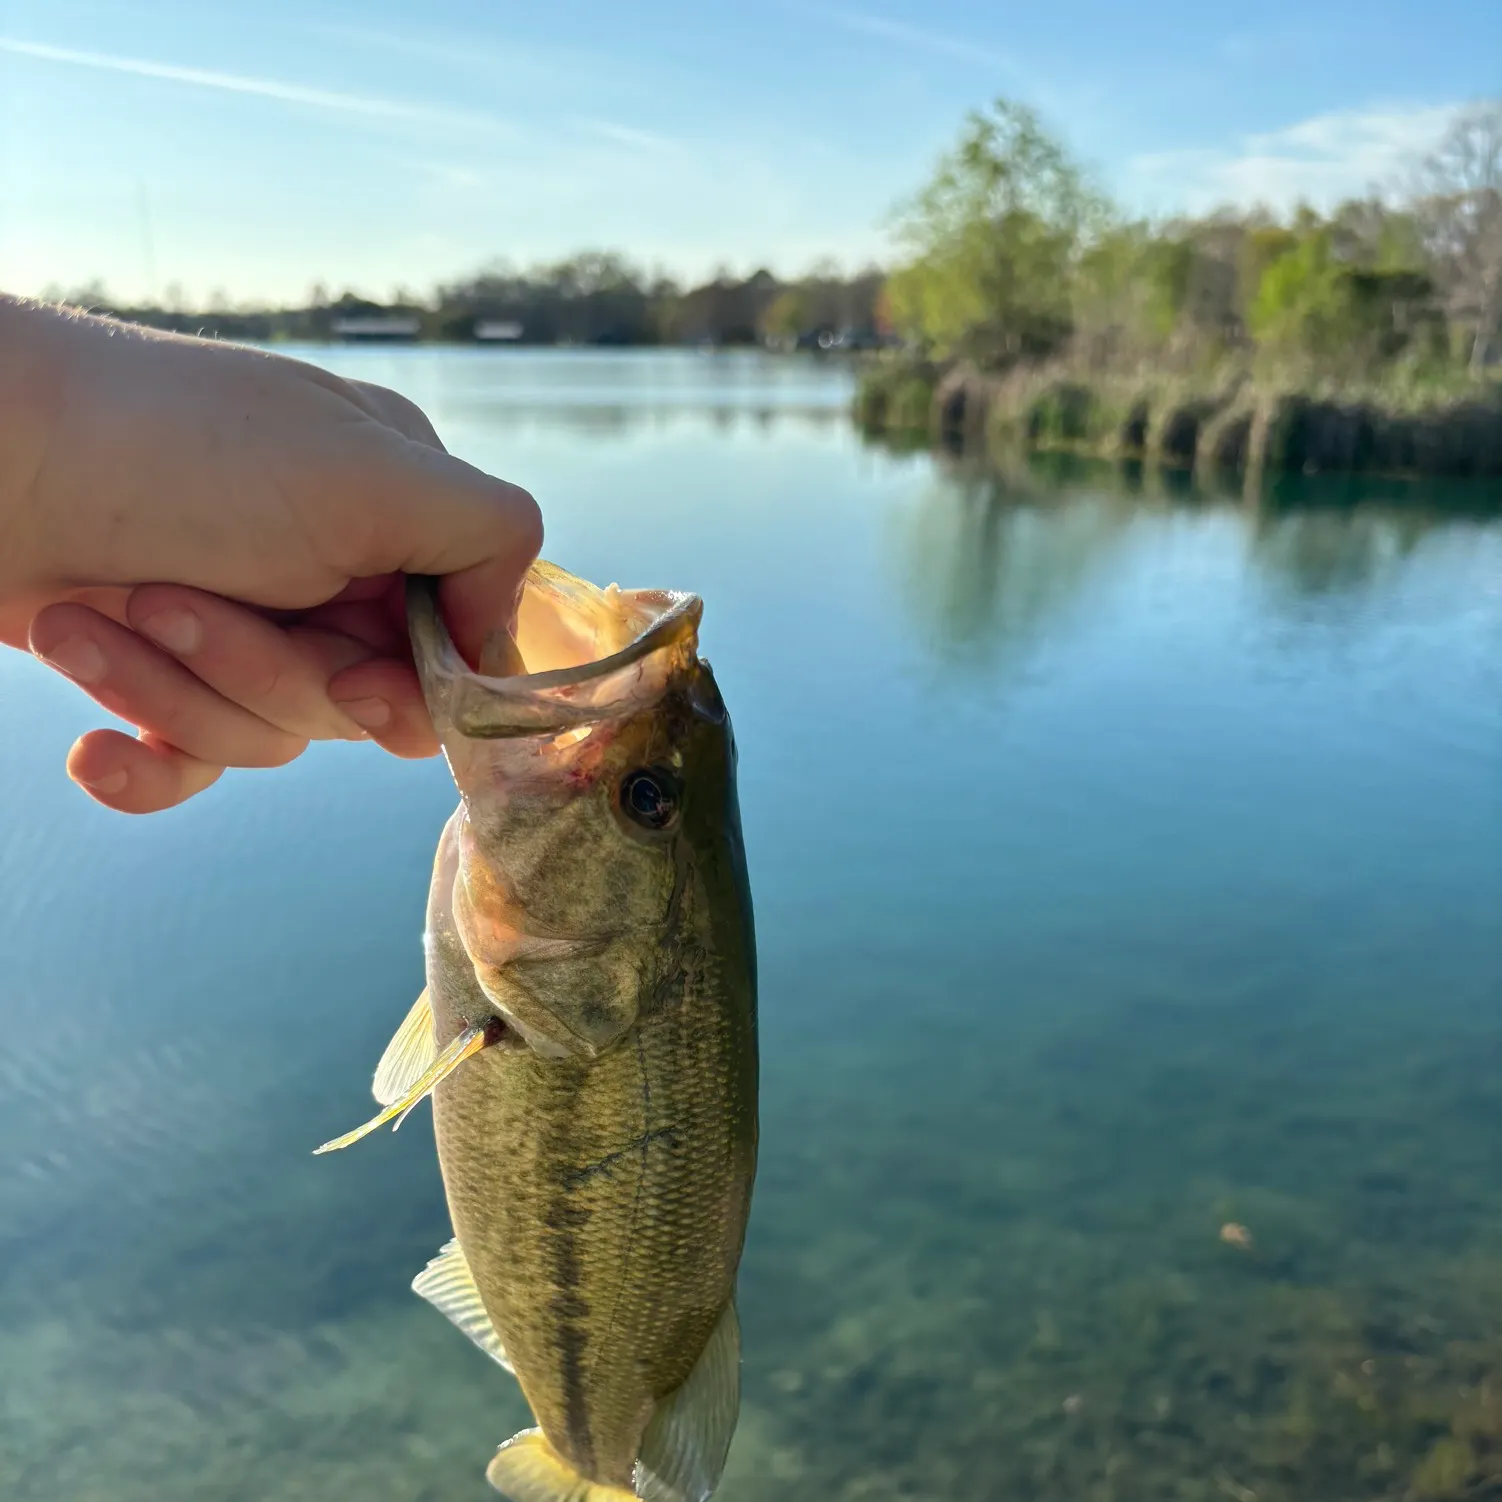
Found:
[618,767,682,832]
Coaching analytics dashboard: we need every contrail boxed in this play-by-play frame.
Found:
[575,118,680,153]
[0,35,509,131]
[810,5,1019,73]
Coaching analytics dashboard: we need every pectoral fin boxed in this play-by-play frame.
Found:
[313,1023,491,1155]
[487,1429,636,1502]
[373,990,437,1106]
[633,1299,741,1502]
[412,1238,513,1373]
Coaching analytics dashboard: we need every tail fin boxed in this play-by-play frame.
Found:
[486,1429,637,1502]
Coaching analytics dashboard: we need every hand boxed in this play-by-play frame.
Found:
[0,298,542,814]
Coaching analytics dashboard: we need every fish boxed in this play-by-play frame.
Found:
[317,561,758,1502]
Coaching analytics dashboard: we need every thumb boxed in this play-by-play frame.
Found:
[362,437,544,666]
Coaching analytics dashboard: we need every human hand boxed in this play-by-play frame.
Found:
[0,297,542,814]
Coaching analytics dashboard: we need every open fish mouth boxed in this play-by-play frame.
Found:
[407,564,703,741]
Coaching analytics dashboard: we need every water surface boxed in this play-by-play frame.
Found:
[2,349,1499,1502]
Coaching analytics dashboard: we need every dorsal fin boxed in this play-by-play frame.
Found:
[412,1238,513,1373]
[634,1299,740,1502]
[373,990,437,1106]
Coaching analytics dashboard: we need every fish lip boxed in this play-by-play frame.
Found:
[406,572,702,739]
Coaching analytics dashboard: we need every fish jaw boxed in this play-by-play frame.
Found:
[447,805,646,1061]
[407,568,716,1067]
[420,809,615,1062]
[406,570,702,752]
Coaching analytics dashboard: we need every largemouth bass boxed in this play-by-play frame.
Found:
[317,562,758,1502]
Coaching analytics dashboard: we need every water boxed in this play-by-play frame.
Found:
[2,349,1499,1502]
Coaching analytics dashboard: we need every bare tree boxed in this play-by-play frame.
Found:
[1413,101,1502,373]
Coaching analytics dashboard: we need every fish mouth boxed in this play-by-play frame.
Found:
[407,564,702,740]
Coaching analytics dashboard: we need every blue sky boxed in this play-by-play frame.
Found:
[0,0,1496,303]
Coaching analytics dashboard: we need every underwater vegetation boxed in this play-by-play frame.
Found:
[719,980,1502,1502]
[8,978,1502,1502]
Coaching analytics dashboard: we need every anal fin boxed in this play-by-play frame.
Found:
[634,1298,741,1502]
[412,1238,513,1373]
[487,1429,636,1502]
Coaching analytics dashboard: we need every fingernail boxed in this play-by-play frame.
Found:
[37,635,106,685]
[138,607,203,655]
[76,769,128,795]
[336,696,391,730]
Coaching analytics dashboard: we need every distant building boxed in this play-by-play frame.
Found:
[474,319,524,342]
[330,314,421,341]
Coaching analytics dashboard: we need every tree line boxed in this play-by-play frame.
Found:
[49,95,1500,378]
[886,97,1502,381]
[53,257,891,349]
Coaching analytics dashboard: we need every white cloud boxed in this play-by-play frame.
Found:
[0,35,516,136]
[1127,102,1466,214]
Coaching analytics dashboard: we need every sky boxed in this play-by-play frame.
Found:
[0,0,1496,304]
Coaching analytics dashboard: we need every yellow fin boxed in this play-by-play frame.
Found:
[373,990,437,1106]
[313,1023,490,1155]
[413,1238,513,1373]
[486,1429,636,1502]
[634,1299,741,1502]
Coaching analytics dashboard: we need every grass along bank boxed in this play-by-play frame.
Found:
[860,95,1502,484]
[854,358,1502,482]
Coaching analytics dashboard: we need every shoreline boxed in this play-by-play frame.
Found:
[855,360,1502,483]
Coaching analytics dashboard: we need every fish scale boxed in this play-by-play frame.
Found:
[433,1003,753,1487]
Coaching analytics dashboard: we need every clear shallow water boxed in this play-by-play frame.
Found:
[2,349,1500,1502]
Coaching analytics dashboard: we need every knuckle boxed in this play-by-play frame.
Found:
[247,658,289,709]
[144,684,195,743]
[352,380,438,445]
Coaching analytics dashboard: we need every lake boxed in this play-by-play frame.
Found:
[2,348,1499,1502]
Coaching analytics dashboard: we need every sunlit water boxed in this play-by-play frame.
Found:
[2,349,1500,1502]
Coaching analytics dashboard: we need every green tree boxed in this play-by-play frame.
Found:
[1073,223,1195,352]
[760,288,809,343]
[885,98,1107,367]
[1249,215,1440,369]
